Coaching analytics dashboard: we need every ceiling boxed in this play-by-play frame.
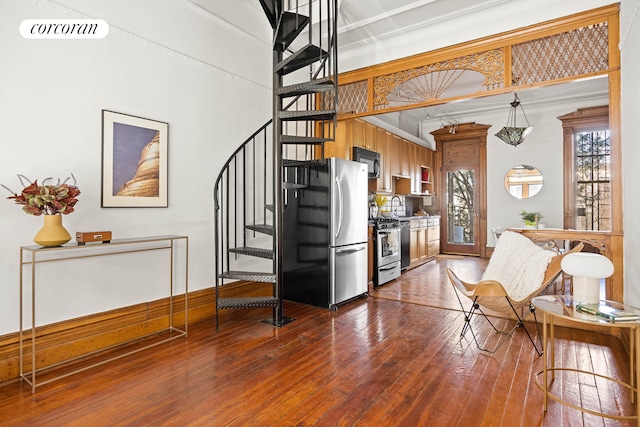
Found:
[336,0,499,47]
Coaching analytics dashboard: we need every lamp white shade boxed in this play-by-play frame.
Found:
[561,253,614,278]
[561,253,614,304]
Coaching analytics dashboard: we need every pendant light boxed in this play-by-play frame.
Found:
[494,93,533,147]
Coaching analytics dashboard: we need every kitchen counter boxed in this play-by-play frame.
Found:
[368,215,439,221]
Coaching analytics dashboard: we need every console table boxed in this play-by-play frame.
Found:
[19,235,188,392]
[532,295,639,424]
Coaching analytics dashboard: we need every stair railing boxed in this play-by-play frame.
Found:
[214,120,274,290]
[213,0,338,328]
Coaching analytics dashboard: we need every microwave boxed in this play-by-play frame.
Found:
[353,147,380,179]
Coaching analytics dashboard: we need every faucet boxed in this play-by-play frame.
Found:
[391,196,402,216]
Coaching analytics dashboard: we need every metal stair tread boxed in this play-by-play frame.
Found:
[276,44,328,75]
[219,270,276,283]
[279,110,336,121]
[246,224,273,235]
[283,159,325,167]
[228,247,274,259]
[276,12,310,51]
[283,182,307,189]
[277,77,334,97]
[217,296,278,309]
[258,0,276,28]
[280,135,333,145]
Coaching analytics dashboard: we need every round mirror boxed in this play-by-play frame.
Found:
[504,165,543,199]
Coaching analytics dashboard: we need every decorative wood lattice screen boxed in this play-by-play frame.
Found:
[511,23,608,86]
[335,21,609,116]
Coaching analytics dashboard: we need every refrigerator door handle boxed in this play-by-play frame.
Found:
[335,176,343,239]
[336,246,366,255]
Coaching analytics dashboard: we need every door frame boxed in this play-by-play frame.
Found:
[432,123,489,257]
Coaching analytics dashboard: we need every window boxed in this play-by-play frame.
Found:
[576,129,611,230]
[559,105,610,231]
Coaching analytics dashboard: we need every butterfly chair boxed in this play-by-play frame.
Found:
[448,231,584,355]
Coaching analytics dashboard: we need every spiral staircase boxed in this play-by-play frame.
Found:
[213,0,338,328]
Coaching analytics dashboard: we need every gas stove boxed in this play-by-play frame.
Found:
[373,218,400,229]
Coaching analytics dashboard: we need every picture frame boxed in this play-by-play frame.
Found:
[101,110,168,207]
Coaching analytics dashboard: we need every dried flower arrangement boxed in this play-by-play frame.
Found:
[2,174,80,216]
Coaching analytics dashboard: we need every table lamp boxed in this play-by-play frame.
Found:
[561,252,614,304]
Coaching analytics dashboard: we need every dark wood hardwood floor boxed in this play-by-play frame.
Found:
[0,257,635,426]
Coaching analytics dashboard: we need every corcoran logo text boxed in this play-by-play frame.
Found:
[20,19,109,39]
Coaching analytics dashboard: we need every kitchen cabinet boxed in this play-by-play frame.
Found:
[420,148,435,196]
[408,216,440,269]
[377,129,393,192]
[328,118,434,195]
[400,139,411,178]
[365,122,377,150]
[427,217,440,257]
[418,225,428,261]
[388,133,402,176]
[410,227,420,264]
[420,165,433,195]
[323,120,351,159]
[352,119,365,149]
[351,119,378,151]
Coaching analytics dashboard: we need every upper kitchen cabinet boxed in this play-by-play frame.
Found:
[326,117,434,195]
[387,133,402,177]
[323,120,352,159]
[352,119,378,151]
[365,122,377,151]
[376,129,393,192]
[352,119,365,149]
[400,140,411,178]
[419,148,435,196]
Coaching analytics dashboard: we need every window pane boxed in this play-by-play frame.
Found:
[447,170,474,244]
[575,129,610,231]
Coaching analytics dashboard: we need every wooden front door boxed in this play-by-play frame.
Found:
[432,123,489,257]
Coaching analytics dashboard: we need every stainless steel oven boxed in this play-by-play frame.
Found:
[375,219,401,286]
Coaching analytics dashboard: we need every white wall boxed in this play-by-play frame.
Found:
[0,0,272,334]
[621,0,640,306]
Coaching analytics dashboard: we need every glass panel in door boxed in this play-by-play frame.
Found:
[444,169,479,255]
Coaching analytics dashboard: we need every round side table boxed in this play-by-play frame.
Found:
[531,295,640,424]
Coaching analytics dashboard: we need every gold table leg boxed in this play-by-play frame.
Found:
[636,327,639,426]
[543,312,548,412]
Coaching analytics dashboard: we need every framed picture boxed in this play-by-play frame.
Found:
[101,110,168,207]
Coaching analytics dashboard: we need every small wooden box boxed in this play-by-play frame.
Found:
[76,231,112,245]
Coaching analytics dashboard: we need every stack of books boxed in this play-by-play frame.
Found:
[576,302,640,322]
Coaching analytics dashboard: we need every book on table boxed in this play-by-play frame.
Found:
[576,302,640,322]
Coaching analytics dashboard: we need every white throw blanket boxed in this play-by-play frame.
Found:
[481,230,554,302]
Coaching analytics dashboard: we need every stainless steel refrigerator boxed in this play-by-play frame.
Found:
[283,157,368,309]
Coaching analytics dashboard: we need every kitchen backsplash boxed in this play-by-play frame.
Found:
[369,194,435,217]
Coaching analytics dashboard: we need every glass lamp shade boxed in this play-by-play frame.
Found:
[494,126,533,147]
[495,94,533,147]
